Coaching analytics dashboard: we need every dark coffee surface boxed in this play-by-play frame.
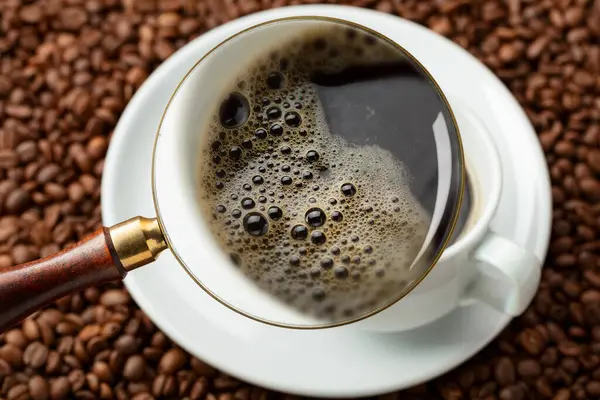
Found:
[0,0,597,399]
[313,60,463,249]
[313,62,440,211]
[198,23,448,323]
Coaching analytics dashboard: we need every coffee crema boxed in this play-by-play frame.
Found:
[197,23,435,323]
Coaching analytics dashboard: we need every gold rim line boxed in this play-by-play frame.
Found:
[149,15,466,330]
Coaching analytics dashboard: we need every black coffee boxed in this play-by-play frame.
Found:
[197,22,459,323]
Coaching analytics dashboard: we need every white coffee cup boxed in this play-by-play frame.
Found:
[354,100,542,331]
[152,16,542,331]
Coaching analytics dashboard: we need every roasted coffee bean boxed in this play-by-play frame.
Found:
[123,355,145,382]
[108,350,124,373]
[91,361,111,382]
[23,342,48,369]
[98,383,112,399]
[128,381,150,396]
[5,188,31,214]
[151,332,168,349]
[76,325,99,343]
[44,352,60,375]
[50,376,70,400]
[28,375,49,400]
[131,393,153,400]
[22,319,40,342]
[152,374,176,397]
[517,359,541,378]
[7,383,28,400]
[190,377,209,399]
[159,348,187,374]
[99,290,130,307]
[114,335,138,356]
[67,369,85,392]
[214,375,241,391]
[85,373,99,393]
[587,381,600,396]
[494,357,516,387]
[4,330,27,349]
[0,358,12,377]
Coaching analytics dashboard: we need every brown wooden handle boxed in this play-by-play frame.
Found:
[0,228,125,333]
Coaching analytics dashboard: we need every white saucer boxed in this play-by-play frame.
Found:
[101,5,552,398]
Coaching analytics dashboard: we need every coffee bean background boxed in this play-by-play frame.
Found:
[0,0,599,398]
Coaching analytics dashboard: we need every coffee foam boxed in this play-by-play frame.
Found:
[197,24,432,322]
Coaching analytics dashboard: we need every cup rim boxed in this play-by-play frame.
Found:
[442,105,502,259]
[150,14,466,330]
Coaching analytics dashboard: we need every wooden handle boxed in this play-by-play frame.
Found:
[0,228,125,333]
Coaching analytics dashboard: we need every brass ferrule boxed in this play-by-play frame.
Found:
[108,216,168,272]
